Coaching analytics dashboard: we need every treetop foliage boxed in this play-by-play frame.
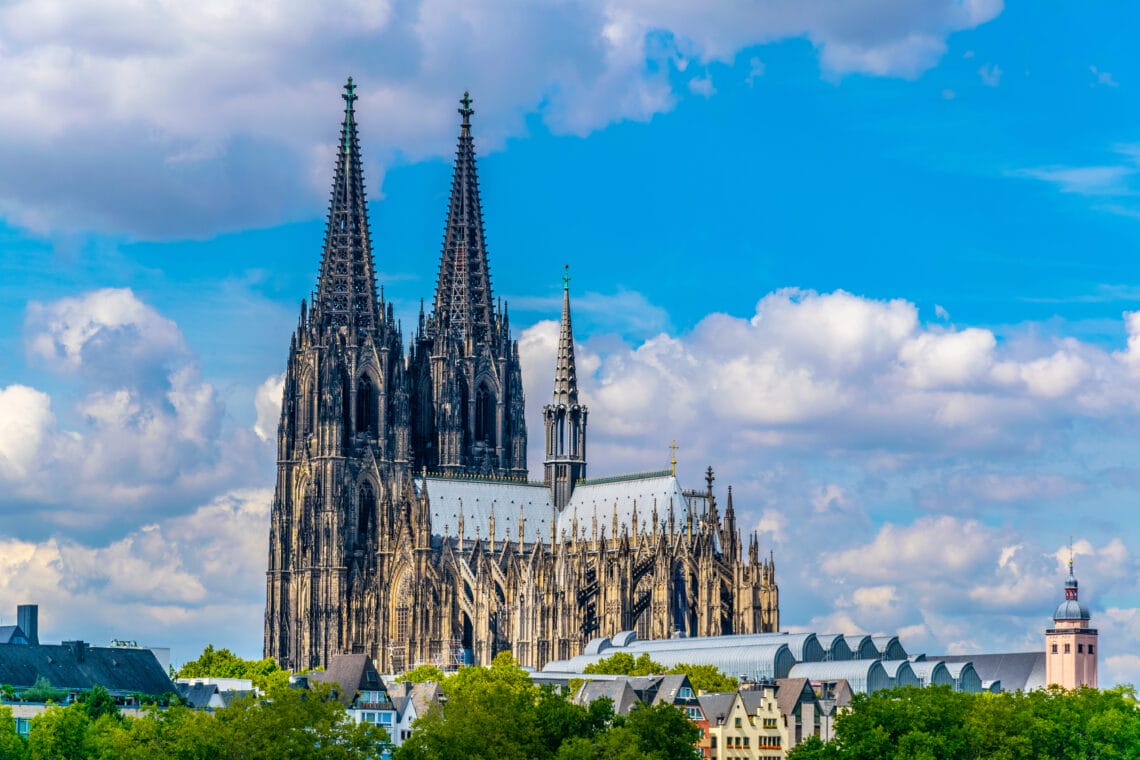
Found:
[582,652,738,693]
[788,684,1140,760]
[12,681,389,760]
[394,652,698,760]
[175,644,289,691]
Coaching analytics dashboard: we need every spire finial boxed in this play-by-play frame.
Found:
[563,263,571,292]
[669,440,678,477]
[459,91,473,127]
[1069,535,1074,573]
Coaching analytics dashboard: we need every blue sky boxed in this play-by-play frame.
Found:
[2,1,1140,681]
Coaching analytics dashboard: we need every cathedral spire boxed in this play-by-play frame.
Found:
[553,264,579,406]
[544,265,588,510]
[432,91,495,345]
[315,77,380,331]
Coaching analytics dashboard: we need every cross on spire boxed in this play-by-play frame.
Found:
[669,440,678,477]
[459,91,473,127]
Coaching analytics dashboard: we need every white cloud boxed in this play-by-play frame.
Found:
[517,288,1140,480]
[254,373,285,442]
[1090,65,1119,88]
[2,289,266,527]
[0,488,271,660]
[688,73,716,98]
[0,0,1003,237]
[0,385,55,481]
[978,63,1002,86]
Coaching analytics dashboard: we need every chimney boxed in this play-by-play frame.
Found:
[16,604,38,645]
[64,640,88,662]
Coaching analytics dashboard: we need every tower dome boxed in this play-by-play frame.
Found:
[1052,562,1090,622]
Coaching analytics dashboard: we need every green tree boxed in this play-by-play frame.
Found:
[664,664,737,694]
[0,705,28,760]
[78,686,118,722]
[20,678,65,705]
[26,703,91,760]
[397,664,446,684]
[175,644,288,692]
[787,685,1140,760]
[623,702,700,760]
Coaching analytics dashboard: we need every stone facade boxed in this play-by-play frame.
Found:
[264,81,779,674]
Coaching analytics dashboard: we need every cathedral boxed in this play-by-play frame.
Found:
[263,80,780,674]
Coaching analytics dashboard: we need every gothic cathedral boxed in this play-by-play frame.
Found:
[264,81,780,673]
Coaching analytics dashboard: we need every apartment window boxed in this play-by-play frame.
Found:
[711,737,717,748]
[1090,644,1096,654]
[1078,643,1084,653]
[735,717,741,728]
[743,737,749,747]
[763,718,777,729]
[1051,644,1058,654]
[1064,643,1071,654]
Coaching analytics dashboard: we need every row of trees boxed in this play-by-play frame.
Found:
[0,683,387,760]
[788,684,1140,760]
[393,652,698,760]
[580,652,739,693]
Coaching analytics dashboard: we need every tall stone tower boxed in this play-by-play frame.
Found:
[264,79,410,670]
[409,92,527,478]
[543,267,588,510]
[1045,555,1098,689]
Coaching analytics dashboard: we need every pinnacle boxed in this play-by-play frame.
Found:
[553,265,579,406]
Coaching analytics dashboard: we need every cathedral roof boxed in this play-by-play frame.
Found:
[558,472,697,539]
[422,476,553,544]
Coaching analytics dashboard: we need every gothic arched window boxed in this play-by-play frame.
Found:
[475,384,496,446]
[356,375,375,434]
[394,574,413,641]
[358,482,376,538]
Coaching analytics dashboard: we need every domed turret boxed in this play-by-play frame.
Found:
[1052,566,1090,622]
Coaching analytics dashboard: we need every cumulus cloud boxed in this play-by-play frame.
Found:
[0,0,1003,236]
[2,288,269,531]
[254,373,286,443]
[517,288,1140,478]
[0,489,271,660]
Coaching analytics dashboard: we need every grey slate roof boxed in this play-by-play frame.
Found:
[0,641,174,696]
[312,653,385,706]
[0,626,28,645]
[176,682,220,709]
[934,652,1046,693]
[697,692,738,727]
[575,679,641,716]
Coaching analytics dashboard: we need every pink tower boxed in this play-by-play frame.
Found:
[1044,553,1098,689]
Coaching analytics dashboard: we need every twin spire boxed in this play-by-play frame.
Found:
[315,77,379,331]
[433,91,496,346]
